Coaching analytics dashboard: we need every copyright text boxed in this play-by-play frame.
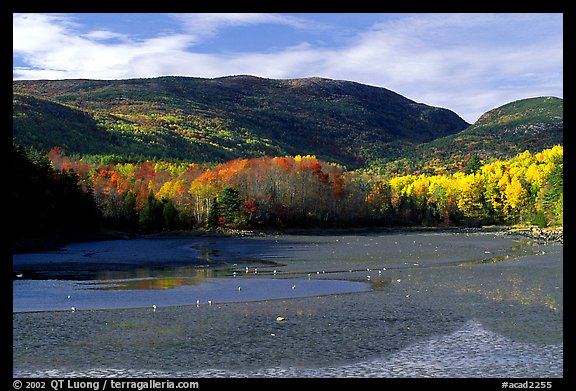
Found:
[12,379,199,391]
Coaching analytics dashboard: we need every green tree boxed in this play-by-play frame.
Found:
[122,191,138,229]
[541,163,563,226]
[139,190,163,230]
[219,186,242,226]
[12,144,101,242]
[465,154,482,174]
[162,198,180,229]
[207,196,220,228]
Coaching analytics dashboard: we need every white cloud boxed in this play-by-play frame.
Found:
[169,13,319,36]
[312,13,563,121]
[13,13,198,80]
[81,30,131,42]
[13,13,75,52]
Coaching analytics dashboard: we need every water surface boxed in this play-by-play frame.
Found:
[13,276,369,312]
[13,230,563,378]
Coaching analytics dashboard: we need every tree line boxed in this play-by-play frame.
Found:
[13,144,563,242]
[13,145,100,244]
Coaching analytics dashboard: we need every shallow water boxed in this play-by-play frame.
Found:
[13,230,563,378]
[13,277,370,312]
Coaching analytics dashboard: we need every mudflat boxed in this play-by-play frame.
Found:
[13,228,563,378]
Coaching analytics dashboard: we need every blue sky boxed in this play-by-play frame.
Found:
[13,13,563,123]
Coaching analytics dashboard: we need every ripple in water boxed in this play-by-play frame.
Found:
[14,320,562,378]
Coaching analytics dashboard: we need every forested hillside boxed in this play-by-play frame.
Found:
[423,96,563,164]
[14,78,562,176]
[13,76,469,167]
[361,97,563,177]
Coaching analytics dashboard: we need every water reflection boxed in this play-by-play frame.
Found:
[440,271,561,313]
[486,274,561,312]
[91,267,232,291]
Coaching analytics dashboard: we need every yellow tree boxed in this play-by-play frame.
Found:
[455,172,487,222]
[427,175,458,225]
[503,174,528,222]
[188,172,219,226]
[481,161,505,219]
[365,180,393,216]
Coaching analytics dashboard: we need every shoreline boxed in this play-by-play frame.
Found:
[147,224,565,245]
[504,226,563,244]
[12,224,563,256]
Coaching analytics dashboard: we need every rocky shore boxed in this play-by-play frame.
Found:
[506,226,563,244]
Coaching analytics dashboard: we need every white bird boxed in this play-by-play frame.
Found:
[208,300,212,305]
[152,304,157,311]
[16,273,23,278]
[71,307,76,312]
[196,299,200,307]
[67,295,71,299]
[292,285,296,289]
[273,270,277,275]
[238,287,242,291]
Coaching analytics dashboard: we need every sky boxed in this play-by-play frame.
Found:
[13,13,563,123]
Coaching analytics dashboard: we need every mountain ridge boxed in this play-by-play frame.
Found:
[12,76,562,169]
[13,75,469,167]
[424,96,563,159]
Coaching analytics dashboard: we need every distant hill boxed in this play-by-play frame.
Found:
[12,76,469,167]
[12,77,562,170]
[363,96,563,176]
[432,96,563,157]
[13,93,121,155]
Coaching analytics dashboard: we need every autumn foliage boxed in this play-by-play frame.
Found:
[20,144,563,235]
